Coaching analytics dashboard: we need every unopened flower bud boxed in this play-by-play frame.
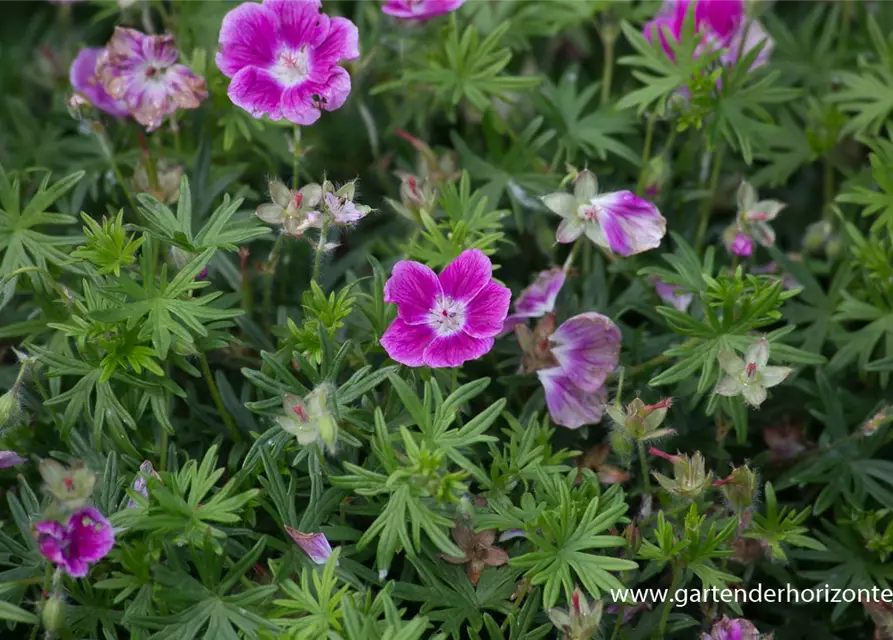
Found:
[39,460,97,511]
[41,594,68,632]
[0,388,20,429]
[641,155,671,200]
[825,235,842,261]
[133,160,183,204]
[650,448,712,499]
[609,430,635,460]
[607,397,674,443]
[802,220,833,254]
[623,523,642,553]
[547,589,603,640]
[714,465,759,513]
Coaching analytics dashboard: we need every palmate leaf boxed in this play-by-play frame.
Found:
[536,67,639,166]
[137,175,269,252]
[836,129,893,232]
[0,164,85,302]
[827,16,893,135]
[373,14,541,120]
[509,478,635,608]
[92,247,241,360]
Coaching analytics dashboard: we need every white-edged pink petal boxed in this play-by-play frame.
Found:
[549,313,621,393]
[215,2,278,78]
[515,268,565,318]
[594,191,666,256]
[537,367,606,429]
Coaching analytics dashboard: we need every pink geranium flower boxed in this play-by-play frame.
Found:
[382,0,465,22]
[517,313,621,429]
[645,0,773,71]
[542,171,666,256]
[35,507,115,578]
[381,249,511,368]
[96,28,208,132]
[216,0,359,126]
[501,267,566,335]
[69,48,130,118]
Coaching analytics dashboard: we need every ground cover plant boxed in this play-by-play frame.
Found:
[0,0,892,638]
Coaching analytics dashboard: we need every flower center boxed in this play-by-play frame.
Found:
[428,296,466,335]
[273,47,311,87]
[745,362,758,381]
[578,203,602,222]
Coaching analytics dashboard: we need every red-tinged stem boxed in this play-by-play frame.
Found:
[648,447,680,463]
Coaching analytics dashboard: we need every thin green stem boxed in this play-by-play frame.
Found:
[628,338,699,377]
[32,374,63,433]
[823,157,835,221]
[29,565,53,640]
[601,32,615,106]
[694,142,726,253]
[199,353,240,442]
[159,429,169,471]
[609,603,626,640]
[312,220,330,284]
[655,565,680,639]
[637,440,652,493]
[292,125,302,189]
[263,233,286,330]
[96,130,139,216]
[636,116,657,195]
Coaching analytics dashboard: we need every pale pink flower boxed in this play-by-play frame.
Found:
[382,0,465,22]
[97,28,207,132]
[285,526,333,564]
[216,0,359,126]
[542,171,666,256]
[501,267,566,335]
[380,249,511,368]
[69,48,130,118]
[518,313,621,429]
[652,276,693,312]
[35,507,115,578]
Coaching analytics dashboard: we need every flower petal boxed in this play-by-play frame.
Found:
[463,281,511,339]
[574,171,598,203]
[760,366,791,388]
[228,66,285,120]
[556,218,585,243]
[715,376,744,397]
[215,2,278,78]
[538,367,606,429]
[384,260,441,325]
[382,0,465,21]
[285,526,332,564]
[70,48,131,117]
[742,383,767,408]
[438,249,491,303]
[549,313,621,393]
[514,267,565,317]
[315,16,360,63]
[717,351,745,377]
[256,203,285,223]
[381,319,435,367]
[0,451,25,468]
[498,314,528,338]
[542,193,576,218]
[67,507,115,564]
[423,332,494,368]
[263,0,328,51]
[736,181,757,213]
[316,65,353,113]
[279,83,321,125]
[594,191,666,256]
[482,546,509,567]
[744,338,770,369]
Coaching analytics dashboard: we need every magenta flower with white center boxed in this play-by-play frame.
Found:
[380,249,511,368]
[645,0,772,72]
[542,171,666,256]
[519,312,621,429]
[382,0,465,22]
[35,507,115,578]
[69,48,130,118]
[0,451,25,468]
[216,0,359,126]
[285,525,333,564]
[96,28,208,132]
[500,267,566,335]
[651,276,693,313]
